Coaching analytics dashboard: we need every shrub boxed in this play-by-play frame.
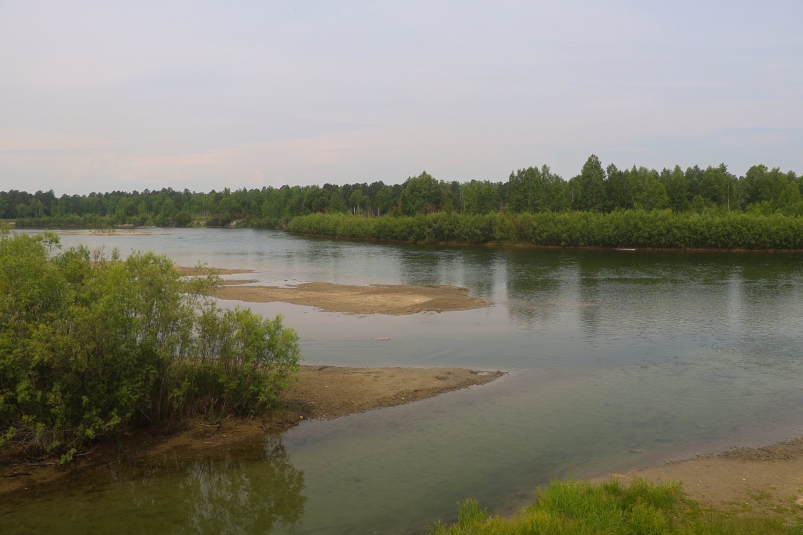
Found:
[288,211,803,250]
[0,230,301,462]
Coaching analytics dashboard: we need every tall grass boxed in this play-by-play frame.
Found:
[429,479,801,534]
[288,211,803,250]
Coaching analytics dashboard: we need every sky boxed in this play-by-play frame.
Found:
[1,1,801,195]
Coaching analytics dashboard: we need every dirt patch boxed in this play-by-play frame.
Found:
[175,266,256,276]
[593,437,803,521]
[214,282,493,315]
[0,365,501,496]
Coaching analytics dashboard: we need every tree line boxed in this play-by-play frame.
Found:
[3,155,801,229]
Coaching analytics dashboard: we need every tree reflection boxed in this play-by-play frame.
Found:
[504,249,564,327]
[174,436,305,534]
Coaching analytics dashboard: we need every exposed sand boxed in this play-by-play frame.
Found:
[0,365,501,496]
[215,282,493,315]
[284,365,502,419]
[593,438,803,520]
[56,230,154,236]
[175,266,256,276]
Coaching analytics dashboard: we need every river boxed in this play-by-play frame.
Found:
[4,228,803,534]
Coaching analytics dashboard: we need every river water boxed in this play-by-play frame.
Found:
[4,228,803,534]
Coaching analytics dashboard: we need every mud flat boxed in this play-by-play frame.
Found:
[0,365,501,496]
[593,438,803,520]
[214,282,493,315]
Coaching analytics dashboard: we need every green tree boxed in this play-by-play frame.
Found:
[348,190,370,214]
[327,191,347,213]
[400,172,442,215]
[662,165,688,212]
[460,181,497,214]
[373,186,393,216]
[606,164,633,211]
[575,155,607,211]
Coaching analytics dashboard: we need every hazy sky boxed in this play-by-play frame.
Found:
[1,1,801,194]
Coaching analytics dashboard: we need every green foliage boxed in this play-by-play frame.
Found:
[507,166,567,213]
[461,181,500,215]
[288,210,803,250]
[574,155,608,211]
[2,157,800,231]
[401,172,443,215]
[429,479,798,535]
[0,232,301,461]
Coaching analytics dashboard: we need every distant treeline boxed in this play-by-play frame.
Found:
[3,156,802,230]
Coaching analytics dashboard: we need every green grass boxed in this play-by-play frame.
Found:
[429,479,803,535]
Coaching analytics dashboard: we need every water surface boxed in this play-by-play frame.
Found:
[4,229,803,534]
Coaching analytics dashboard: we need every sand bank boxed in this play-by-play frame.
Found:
[175,266,256,276]
[214,282,493,314]
[594,438,803,520]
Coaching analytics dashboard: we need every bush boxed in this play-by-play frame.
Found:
[288,211,803,250]
[0,230,301,462]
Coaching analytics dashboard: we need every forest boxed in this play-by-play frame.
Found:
[3,155,801,232]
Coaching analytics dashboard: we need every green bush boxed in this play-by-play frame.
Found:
[0,230,301,463]
[288,211,803,250]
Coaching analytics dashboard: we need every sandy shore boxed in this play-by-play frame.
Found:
[592,438,803,520]
[215,281,493,314]
[0,365,501,496]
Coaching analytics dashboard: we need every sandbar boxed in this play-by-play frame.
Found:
[214,282,493,314]
[175,266,256,276]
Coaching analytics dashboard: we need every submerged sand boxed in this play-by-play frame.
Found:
[215,282,493,315]
[0,365,501,496]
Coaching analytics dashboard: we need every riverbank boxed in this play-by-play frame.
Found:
[592,437,803,522]
[0,365,502,497]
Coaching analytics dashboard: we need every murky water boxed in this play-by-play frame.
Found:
[4,229,803,533]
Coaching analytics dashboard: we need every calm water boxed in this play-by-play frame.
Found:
[4,228,803,534]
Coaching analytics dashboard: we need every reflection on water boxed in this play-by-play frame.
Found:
[3,437,305,535]
[5,229,803,534]
[175,437,305,535]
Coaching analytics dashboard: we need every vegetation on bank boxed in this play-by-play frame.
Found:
[288,211,803,250]
[3,157,801,230]
[430,479,802,535]
[0,229,301,463]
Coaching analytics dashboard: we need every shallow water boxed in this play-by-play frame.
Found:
[4,228,803,533]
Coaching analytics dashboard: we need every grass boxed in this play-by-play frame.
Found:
[428,479,803,535]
